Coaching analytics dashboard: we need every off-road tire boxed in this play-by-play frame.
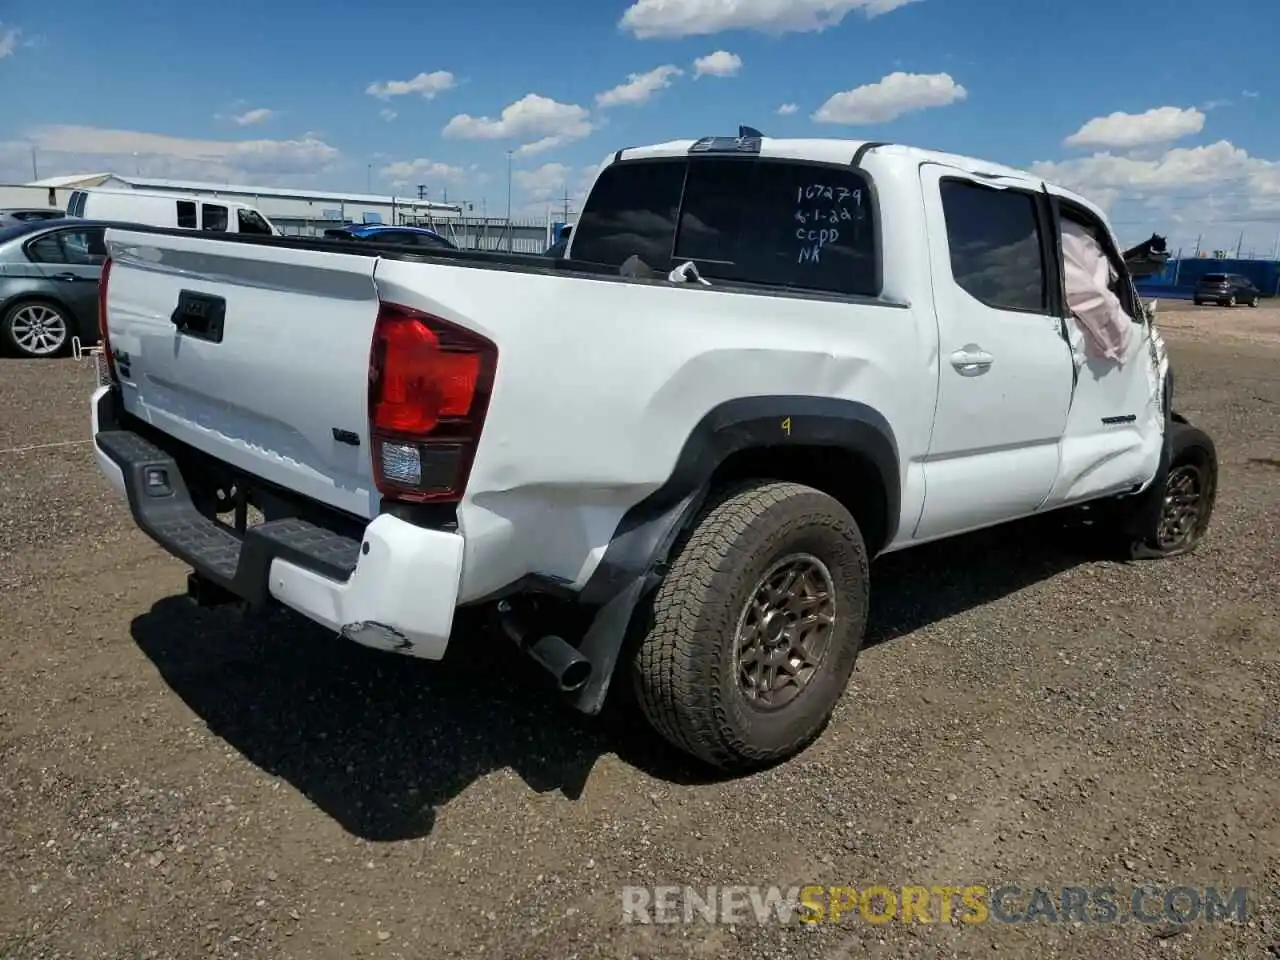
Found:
[1126,421,1218,559]
[630,481,869,772]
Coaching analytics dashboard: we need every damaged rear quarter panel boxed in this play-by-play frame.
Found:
[372,258,935,605]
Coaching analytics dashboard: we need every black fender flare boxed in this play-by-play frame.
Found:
[567,395,900,714]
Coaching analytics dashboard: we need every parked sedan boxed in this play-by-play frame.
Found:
[321,223,456,249]
[0,208,66,228]
[0,218,113,358]
[1192,273,1261,307]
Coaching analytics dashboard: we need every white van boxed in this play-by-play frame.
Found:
[65,188,278,236]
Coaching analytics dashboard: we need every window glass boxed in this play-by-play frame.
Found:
[675,158,877,296]
[571,161,684,268]
[26,228,107,265]
[202,204,228,232]
[177,201,198,229]
[237,208,273,235]
[941,180,1046,313]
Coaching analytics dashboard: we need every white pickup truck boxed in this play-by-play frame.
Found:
[89,132,1218,771]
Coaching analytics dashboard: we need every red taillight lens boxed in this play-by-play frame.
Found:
[368,301,497,504]
[371,308,482,433]
[97,257,118,383]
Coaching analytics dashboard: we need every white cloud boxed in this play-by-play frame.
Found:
[1064,106,1204,150]
[365,70,456,101]
[380,108,397,122]
[231,107,276,127]
[777,102,798,115]
[1030,140,1280,249]
[813,71,966,124]
[1242,90,1260,99]
[596,65,683,108]
[512,163,599,216]
[1033,140,1279,196]
[620,0,922,39]
[0,24,18,58]
[378,158,469,188]
[4,125,341,185]
[513,162,574,201]
[692,50,742,78]
[442,93,595,155]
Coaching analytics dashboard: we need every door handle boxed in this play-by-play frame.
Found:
[950,346,994,376]
[52,272,78,281]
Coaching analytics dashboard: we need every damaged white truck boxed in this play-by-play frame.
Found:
[89,131,1217,771]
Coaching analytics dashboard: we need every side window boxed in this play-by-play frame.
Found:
[674,158,877,296]
[940,179,1047,313]
[1060,206,1139,321]
[176,201,198,229]
[571,160,685,268]
[237,209,273,235]
[26,233,68,264]
[202,204,229,232]
[25,228,106,265]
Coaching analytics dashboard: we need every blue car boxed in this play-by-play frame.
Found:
[322,223,455,250]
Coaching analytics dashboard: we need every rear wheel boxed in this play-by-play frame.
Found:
[630,481,869,771]
[1249,295,1260,308]
[1,300,70,358]
[1226,295,1237,307]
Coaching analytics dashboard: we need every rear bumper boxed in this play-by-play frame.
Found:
[90,385,463,659]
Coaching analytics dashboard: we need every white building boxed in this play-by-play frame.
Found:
[6,173,461,235]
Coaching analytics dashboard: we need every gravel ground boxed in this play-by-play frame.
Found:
[1,304,1278,960]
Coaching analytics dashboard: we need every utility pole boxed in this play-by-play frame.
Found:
[561,183,573,225]
[367,163,372,193]
[505,151,514,251]
[31,147,38,180]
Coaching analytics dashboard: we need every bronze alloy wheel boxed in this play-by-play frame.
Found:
[1155,463,1208,551]
[732,553,837,711]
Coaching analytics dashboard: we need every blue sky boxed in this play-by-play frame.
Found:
[1,0,1278,251]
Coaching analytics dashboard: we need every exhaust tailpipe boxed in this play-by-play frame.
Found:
[526,634,592,693]
[497,602,593,693]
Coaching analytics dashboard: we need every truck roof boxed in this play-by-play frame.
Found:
[611,136,1109,227]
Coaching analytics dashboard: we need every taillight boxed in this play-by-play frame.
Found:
[97,257,118,383]
[368,301,497,503]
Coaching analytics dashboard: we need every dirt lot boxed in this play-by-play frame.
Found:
[2,303,1278,960]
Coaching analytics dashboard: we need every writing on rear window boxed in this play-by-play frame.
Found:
[794,184,862,266]
[572,156,878,297]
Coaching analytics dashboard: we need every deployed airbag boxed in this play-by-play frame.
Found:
[1061,219,1132,362]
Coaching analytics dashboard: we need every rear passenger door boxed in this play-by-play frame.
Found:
[913,164,1076,540]
[24,226,108,337]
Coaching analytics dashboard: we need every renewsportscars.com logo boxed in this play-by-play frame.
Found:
[621,884,1251,927]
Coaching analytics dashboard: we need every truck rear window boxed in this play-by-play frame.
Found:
[573,156,877,298]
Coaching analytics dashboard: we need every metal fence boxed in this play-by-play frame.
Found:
[1135,257,1280,299]
[270,215,554,254]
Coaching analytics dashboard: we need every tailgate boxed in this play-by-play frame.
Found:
[103,228,382,519]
